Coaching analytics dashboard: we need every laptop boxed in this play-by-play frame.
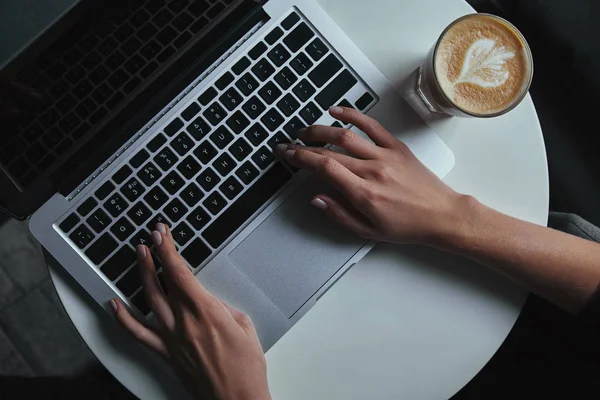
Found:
[1,0,455,351]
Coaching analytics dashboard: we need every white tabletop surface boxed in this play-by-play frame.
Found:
[48,0,549,399]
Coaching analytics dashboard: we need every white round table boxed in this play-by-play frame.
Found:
[49,0,549,398]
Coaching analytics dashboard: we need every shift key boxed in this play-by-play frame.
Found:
[315,69,357,110]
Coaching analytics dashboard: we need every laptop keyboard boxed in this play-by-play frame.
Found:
[1,0,230,187]
[57,10,376,315]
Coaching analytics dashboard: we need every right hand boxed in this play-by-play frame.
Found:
[276,106,470,247]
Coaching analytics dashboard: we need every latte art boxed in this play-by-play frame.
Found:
[434,15,532,115]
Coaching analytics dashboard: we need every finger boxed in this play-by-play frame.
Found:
[151,224,212,302]
[111,298,169,359]
[136,245,175,330]
[329,106,398,148]
[280,143,366,172]
[276,147,366,205]
[298,124,380,159]
[310,194,375,238]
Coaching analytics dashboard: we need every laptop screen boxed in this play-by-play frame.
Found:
[0,0,262,219]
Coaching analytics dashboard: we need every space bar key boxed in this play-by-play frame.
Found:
[202,163,292,248]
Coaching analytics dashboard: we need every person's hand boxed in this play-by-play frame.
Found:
[275,106,470,248]
[111,223,271,400]
[0,73,43,120]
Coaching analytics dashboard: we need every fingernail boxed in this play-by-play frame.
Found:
[275,143,288,153]
[152,230,163,246]
[109,299,118,313]
[136,245,146,259]
[284,149,296,158]
[329,106,343,114]
[297,127,307,138]
[156,223,167,235]
[311,198,328,210]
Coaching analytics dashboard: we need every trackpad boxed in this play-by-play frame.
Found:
[229,181,367,318]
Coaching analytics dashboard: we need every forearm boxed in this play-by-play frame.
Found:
[438,196,600,314]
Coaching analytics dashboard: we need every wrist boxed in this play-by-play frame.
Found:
[430,194,486,252]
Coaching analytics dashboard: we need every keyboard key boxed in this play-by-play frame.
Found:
[306,38,328,61]
[121,178,145,201]
[274,67,297,90]
[207,2,225,19]
[244,123,269,146]
[77,198,97,217]
[242,96,266,120]
[202,163,291,247]
[258,82,282,105]
[138,162,163,186]
[210,126,234,149]
[160,171,185,194]
[181,238,211,268]
[235,161,259,185]
[267,131,292,149]
[144,186,169,210]
[172,221,194,246]
[59,213,80,233]
[165,118,184,136]
[248,42,267,60]
[299,101,323,125]
[130,230,152,248]
[87,209,111,233]
[70,224,95,249]
[232,56,250,75]
[219,87,243,111]
[188,0,209,16]
[315,69,357,109]
[194,141,218,164]
[86,233,118,265]
[276,94,300,117]
[171,132,194,156]
[260,109,284,132]
[116,266,142,296]
[197,167,221,191]
[355,92,375,110]
[177,156,201,179]
[229,137,252,161]
[283,116,306,138]
[164,198,188,222]
[235,73,258,96]
[226,111,250,134]
[338,99,354,109]
[95,181,115,200]
[113,165,132,184]
[157,26,178,46]
[290,52,313,75]
[190,15,209,33]
[157,46,176,63]
[331,121,343,128]
[252,146,275,170]
[292,79,316,102]
[251,59,275,82]
[138,23,158,42]
[181,102,201,121]
[154,147,179,171]
[215,72,234,90]
[131,290,151,315]
[268,44,291,67]
[130,149,150,168]
[142,62,159,78]
[213,153,236,176]
[308,54,342,87]
[105,193,128,217]
[203,102,227,126]
[187,207,210,230]
[147,133,167,152]
[265,27,283,45]
[203,191,227,215]
[111,217,135,241]
[181,183,204,206]
[283,22,314,53]
[127,202,153,226]
[147,213,171,232]
[101,246,136,281]
[198,87,217,105]
[281,12,300,30]
[219,176,243,200]
[186,116,212,140]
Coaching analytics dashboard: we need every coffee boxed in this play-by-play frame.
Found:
[434,14,532,116]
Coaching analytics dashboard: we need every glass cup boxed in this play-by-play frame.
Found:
[404,14,533,119]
